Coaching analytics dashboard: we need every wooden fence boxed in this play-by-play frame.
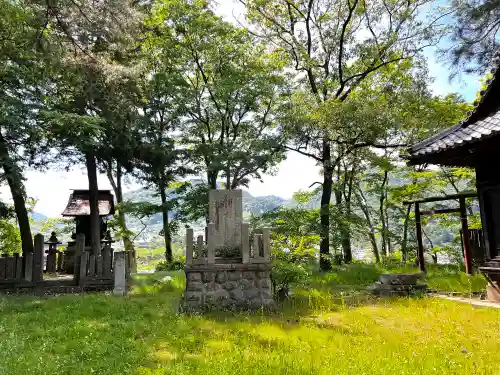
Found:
[0,234,44,286]
[0,233,131,293]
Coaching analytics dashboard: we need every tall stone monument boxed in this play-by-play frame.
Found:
[209,189,243,248]
[182,189,275,311]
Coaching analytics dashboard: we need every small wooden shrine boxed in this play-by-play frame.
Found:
[61,189,115,273]
[402,56,500,299]
[62,189,115,246]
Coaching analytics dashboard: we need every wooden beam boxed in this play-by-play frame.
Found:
[403,191,477,205]
[420,208,461,215]
[459,196,473,275]
[415,202,426,273]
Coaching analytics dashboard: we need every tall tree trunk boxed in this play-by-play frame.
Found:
[207,170,218,189]
[401,203,412,263]
[342,168,354,263]
[319,140,333,271]
[159,176,173,263]
[0,133,34,256]
[226,165,231,189]
[334,187,351,263]
[379,170,389,260]
[385,190,392,254]
[357,187,380,263]
[85,151,101,256]
[106,161,134,252]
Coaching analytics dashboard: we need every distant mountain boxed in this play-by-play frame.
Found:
[30,211,48,222]
[121,183,292,242]
[123,186,289,218]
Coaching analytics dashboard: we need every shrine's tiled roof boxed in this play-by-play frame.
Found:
[405,56,500,162]
[62,190,115,216]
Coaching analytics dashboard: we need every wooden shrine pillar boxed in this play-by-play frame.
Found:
[459,196,473,275]
[415,202,426,273]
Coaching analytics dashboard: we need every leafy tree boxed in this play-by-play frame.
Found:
[251,191,320,263]
[130,67,192,262]
[0,1,51,256]
[445,0,500,74]
[0,201,21,254]
[38,0,143,255]
[146,0,287,222]
[244,0,447,270]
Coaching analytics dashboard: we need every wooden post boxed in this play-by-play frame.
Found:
[241,223,250,264]
[0,257,6,279]
[186,228,194,265]
[207,223,215,264]
[5,257,15,279]
[460,196,473,274]
[415,203,426,273]
[33,234,44,282]
[262,228,270,262]
[14,253,22,280]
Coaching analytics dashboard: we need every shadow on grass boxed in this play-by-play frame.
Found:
[0,265,486,375]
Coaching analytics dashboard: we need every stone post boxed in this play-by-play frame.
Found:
[262,228,270,262]
[88,254,96,277]
[96,255,103,276]
[32,234,44,282]
[45,232,61,273]
[207,222,215,264]
[241,223,250,264]
[73,234,85,282]
[186,228,194,265]
[197,235,204,260]
[78,251,89,286]
[113,251,127,296]
[24,253,33,282]
[102,243,113,278]
[253,234,262,259]
[57,251,64,272]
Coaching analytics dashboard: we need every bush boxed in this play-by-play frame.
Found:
[155,254,186,272]
[271,260,309,301]
[197,245,241,258]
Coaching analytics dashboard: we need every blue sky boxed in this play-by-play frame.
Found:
[0,1,482,217]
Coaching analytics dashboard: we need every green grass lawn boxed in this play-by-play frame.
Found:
[307,263,487,295]
[0,268,497,375]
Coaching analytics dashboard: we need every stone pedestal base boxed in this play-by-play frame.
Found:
[369,273,427,296]
[183,263,275,311]
[486,284,500,303]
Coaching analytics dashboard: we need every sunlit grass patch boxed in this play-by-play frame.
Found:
[0,268,497,374]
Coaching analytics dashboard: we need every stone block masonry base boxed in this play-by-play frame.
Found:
[182,263,275,311]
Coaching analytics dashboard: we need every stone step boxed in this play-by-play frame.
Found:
[378,273,423,285]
